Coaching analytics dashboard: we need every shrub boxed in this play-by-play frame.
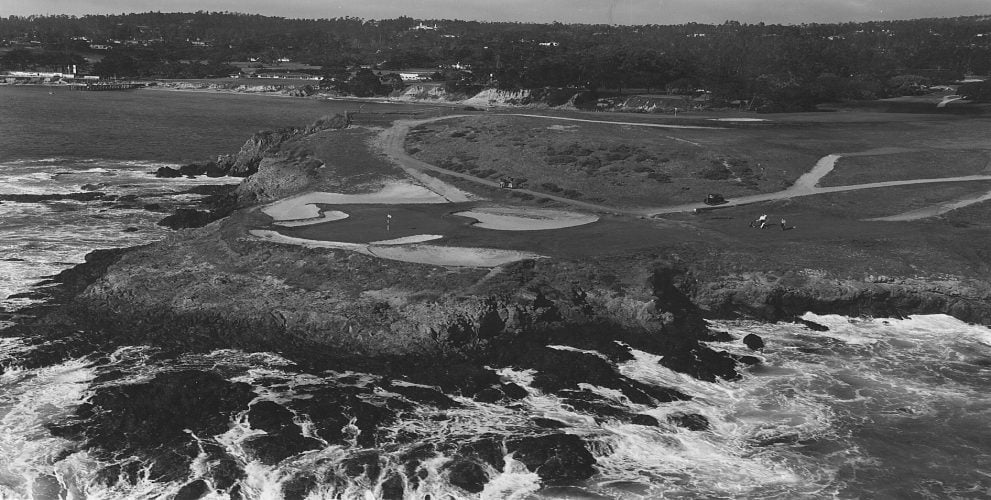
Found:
[540,182,564,192]
[450,131,467,138]
[699,166,732,180]
[648,172,672,183]
[473,168,499,178]
[562,189,583,198]
[406,146,421,154]
[577,157,601,170]
[547,155,577,165]
[633,165,653,173]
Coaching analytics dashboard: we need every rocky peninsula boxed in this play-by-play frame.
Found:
[8,107,991,498]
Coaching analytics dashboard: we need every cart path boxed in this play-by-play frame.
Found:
[866,188,991,221]
[376,114,991,219]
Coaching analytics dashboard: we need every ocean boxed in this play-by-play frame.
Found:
[1,85,990,500]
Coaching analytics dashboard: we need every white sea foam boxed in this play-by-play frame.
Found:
[0,357,96,498]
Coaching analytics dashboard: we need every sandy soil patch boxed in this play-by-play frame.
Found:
[250,229,542,267]
[547,124,579,131]
[454,206,599,231]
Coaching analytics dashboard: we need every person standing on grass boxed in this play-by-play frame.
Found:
[758,214,768,229]
[781,218,787,230]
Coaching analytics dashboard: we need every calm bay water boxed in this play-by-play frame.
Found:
[0,86,393,163]
[0,86,990,500]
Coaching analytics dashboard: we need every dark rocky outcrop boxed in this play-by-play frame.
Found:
[215,114,350,177]
[0,192,105,202]
[48,370,255,483]
[797,317,830,331]
[743,333,765,351]
[631,414,660,426]
[690,273,991,325]
[380,473,405,500]
[157,208,220,229]
[173,479,209,500]
[667,412,711,431]
[445,459,489,493]
[506,434,596,485]
[154,166,183,178]
[243,401,323,464]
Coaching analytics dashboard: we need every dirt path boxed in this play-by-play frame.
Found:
[866,188,991,221]
[375,114,991,219]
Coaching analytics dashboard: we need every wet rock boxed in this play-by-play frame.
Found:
[474,386,504,403]
[342,450,382,483]
[702,329,735,342]
[48,370,255,483]
[247,400,295,433]
[380,473,405,500]
[658,343,742,382]
[797,318,830,331]
[244,398,323,464]
[501,382,529,400]
[510,347,689,405]
[407,362,501,397]
[630,414,660,426]
[0,192,104,202]
[506,434,596,485]
[290,386,395,448]
[173,479,209,500]
[384,381,459,409]
[177,162,224,178]
[667,412,710,431]
[143,203,162,211]
[116,194,139,203]
[243,433,322,465]
[281,473,318,500]
[398,443,438,490]
[208,454,244,490]
[743,333,765,351]
[155,166,183,178]
[735,354,761,365]
[157,208,219,229]
[560,389,631,420]
[460,437,506,470]
[446,458,489,493]
[533,417,569,429]
[123,227,139,233]
[95,460,144,486]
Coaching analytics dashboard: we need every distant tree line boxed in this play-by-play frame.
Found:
[3,12,991,110]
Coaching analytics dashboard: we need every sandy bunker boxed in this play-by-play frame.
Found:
[250,230,542,267]
[455,206,599,231]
